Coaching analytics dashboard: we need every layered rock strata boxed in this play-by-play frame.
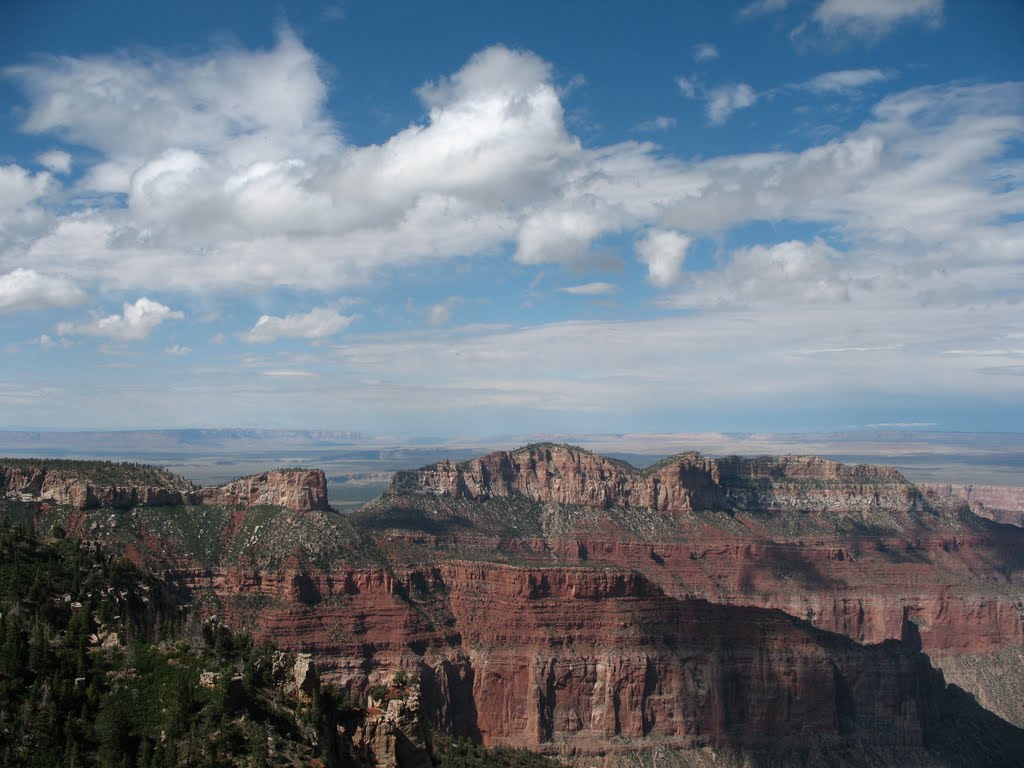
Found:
[1,463,328,513]
[922,483,1024,527]
[197,469,329,512]
[10,445,1023,762]
[394,444,921,515]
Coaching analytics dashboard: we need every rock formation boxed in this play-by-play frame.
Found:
[1,461,328,513]
[7,445,1024,764]
[921,482,1024,527]
[393,443,921,515]
[197,469,330,512]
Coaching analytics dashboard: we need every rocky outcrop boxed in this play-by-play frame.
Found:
[197,469,329,512]
[392,444,921,516]
[354,689,432,768]
[922,483,1024,527]
[0,464,191,509]
[1,463,329,513]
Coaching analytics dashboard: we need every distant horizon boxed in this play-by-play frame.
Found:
[2,425,1021,488]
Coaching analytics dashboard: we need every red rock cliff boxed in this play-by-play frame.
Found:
[197,469,329,512]
[393,444,920,515]
[1,463,329,513]
[921,483,1024,527]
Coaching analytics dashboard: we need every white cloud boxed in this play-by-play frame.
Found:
[676,76,698,99]
[739,0,791,18]
[515,201,622,265]
[36,150,72,174]
[814,0,943,37]
[693,43,719,62]
[1,36,1021,372]
[245,307,354,343]
[426,303,453,325]
[706,83,757,124]
[324,295,1024,425]
[425,296,463,325]
[802,68,889,93]
[559,282,618,296]
[165,344,191,355]
[5,39,588,286]
[636,230,692,288]
[0,164,56,247]
[262,370,316,377]
[56,297,183,340]
[866,422,938,428]
[634,116,677,132]
[669,239,852,308]
[0,164,54,210]
[7,28,337,185]
[0,268,87,313]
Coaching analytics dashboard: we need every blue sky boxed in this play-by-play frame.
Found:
[1,0,1022,435]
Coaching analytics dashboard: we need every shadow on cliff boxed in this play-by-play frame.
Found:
[924,683,1024,768]
[352,503,478,535]
[420,658,482,744]
[737,544,844,595]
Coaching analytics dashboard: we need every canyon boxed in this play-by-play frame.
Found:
[3,444,1023,765]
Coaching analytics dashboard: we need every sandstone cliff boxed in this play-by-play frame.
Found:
[921,482,1024,527]
[1,461,328,513]
[8,447,1023,765]
[197,469,329,512]
[392,443,921,516]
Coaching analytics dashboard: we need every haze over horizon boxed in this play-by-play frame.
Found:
[2,1,1022,435]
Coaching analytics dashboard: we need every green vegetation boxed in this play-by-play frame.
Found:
[1,458,194,489]
[430,733,566,768]
[0,519,344,767]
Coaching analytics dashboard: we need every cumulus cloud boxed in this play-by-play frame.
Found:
[559,282,618,296]
[0,164,56,247]
[165,344,191,355]
[802,68,889,93]
[0,268,87,313]
[636,230,692,288]
[706,84,757,124]
[36,150,72,174]
[693,43,719,62]
[245,307,354,343]
[2,36,1020,339]
[669,239,853,308]
[56,297,183,340]
[813,0,943,37]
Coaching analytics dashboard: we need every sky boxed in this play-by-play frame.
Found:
[0,0,1022,436]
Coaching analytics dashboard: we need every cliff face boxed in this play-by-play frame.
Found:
[197,469,329,512]
[921,483,1024,527]
[178,558,1023,760]
[9,446,1023,763]
[393,444,920,516]
[431,564,944,754]
[1,463,328,513]
[0,464,192,510]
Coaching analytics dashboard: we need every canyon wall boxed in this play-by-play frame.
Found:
[922,483,1024,527]
[394,444,921,516]
[1,463,328,513]
[8,445,1023,761]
